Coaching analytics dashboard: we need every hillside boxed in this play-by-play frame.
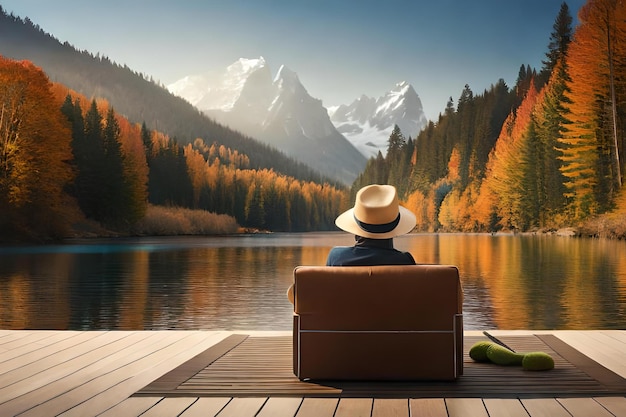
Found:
[0,7,335,185]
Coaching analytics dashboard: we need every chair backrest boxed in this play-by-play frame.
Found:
[292,264,464,381]
[293,264,462,332]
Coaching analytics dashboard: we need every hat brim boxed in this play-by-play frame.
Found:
[335,205,416,239]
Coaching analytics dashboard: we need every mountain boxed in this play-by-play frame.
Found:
[0,10,331,186]
[328,82,428,158]
[168,58,367,185]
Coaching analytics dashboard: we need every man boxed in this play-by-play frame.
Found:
[326,184,416,265]
[287,184,416,303]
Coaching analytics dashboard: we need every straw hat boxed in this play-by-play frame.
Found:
[335,184,416,239]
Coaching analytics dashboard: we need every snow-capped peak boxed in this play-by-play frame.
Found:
[273,65,304,95]
[329,81,427,158]
[167,56,270,112]
[225,57,267,85]
[376,81,414,115]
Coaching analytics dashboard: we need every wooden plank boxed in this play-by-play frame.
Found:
[97,396,162,417]
[0,331,82,363]
[556,332,626,377]
[256,397,302,417]
[582,332,626,377]
[537,334,626,393]
[139,397,197,416]
[409,398,447,417]
[0,330,50,348]
[14,332,226,417]
[601,330,626,344]
[53,332,228,417]
[0,331,155,407]
[137,334,248,393]
[593,396,626,416]
[372,398,408,417]
[446,398,488,417]
[0,331,76,355]
[557,398,616,417]
[520,398,571,417]
[295,398,338,417]
[334,398,372,417]
[213,397,266,417]
[483,399,529,417]
[0,330,105,385]
[179,397,231,417]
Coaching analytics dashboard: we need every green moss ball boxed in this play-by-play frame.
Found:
[522,352,555,371]
[469,341,493,362]
[486,343,525,365]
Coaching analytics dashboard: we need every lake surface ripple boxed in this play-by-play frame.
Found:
[0,233,624,330]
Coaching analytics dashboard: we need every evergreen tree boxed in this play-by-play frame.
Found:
[148,141,193,207]
[386,125,408,192]
[519,119,542,229]
[74,99,107,220]
[537,59,570,225]
[538,2,573,88]
[100,107,127,226]
[60,95,84,197]
[456,84,475,187]
[140,121,152,157]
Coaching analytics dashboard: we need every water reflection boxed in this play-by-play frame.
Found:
[399,234,626,330]
[0,233,624,330]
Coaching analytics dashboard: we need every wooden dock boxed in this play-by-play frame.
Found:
[0,330,624,416]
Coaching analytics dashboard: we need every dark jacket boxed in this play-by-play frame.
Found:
[326,236,415,266]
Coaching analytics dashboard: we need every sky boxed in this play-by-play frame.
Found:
[1,0,587,121]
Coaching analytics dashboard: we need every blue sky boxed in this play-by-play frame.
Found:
[1,0,586,121]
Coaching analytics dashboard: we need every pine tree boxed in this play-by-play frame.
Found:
[101,107,127,226]
[539,2,573,88]
[72,99,107,220]
[456,85,475,187]
[141,121,152,157]
[386,125,407,192]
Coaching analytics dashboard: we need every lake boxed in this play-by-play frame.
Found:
[0,233,624,331]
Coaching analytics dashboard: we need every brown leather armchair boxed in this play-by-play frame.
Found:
[292,265,463,381]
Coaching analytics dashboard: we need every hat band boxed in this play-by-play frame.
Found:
[354,213,401,234]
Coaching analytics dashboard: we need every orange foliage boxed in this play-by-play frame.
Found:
[559,0,626,218]
[0,57,75,236]
[477,81,543,229]
[446,147,461,182]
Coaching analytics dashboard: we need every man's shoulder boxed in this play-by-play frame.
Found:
[326,245,415,266]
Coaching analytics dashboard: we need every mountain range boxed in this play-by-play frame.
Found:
[169,57,368,184]
[168,57,428,170]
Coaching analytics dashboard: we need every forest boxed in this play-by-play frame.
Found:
[0,59,347,240]
[1,0,626,241]
[354,0,626,236]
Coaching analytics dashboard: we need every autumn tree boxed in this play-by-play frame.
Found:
[0,58,74,239]
[560,0,626,219]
